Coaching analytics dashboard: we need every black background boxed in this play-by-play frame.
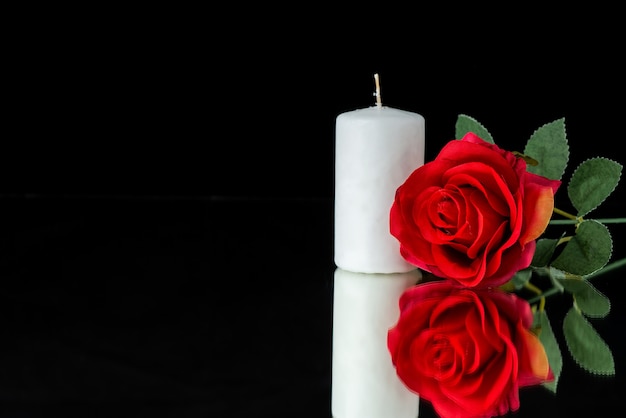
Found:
[3,5,626,418]
[3,7,624,202]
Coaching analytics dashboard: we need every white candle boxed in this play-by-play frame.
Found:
[334,74,425,273]
[332,267,422,418]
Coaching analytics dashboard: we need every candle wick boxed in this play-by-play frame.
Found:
[374,73,382,108]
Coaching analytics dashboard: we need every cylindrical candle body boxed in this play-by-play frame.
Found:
[331,267,422,418]
[334,106,425,274]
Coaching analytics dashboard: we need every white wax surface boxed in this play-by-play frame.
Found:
[334,106,425,273]
[331,267,422,418]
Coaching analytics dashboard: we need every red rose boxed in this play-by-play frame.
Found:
[390,132,561,288]
[388,281,553,418]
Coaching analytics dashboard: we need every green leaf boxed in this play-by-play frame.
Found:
[524,118,569,181]
[536,310,563,393]
[568,157,623,217]
[510,268,532,289]
[455,114,494,144]
[563,307,615,375]
[559,279,611,318]
[532,238,560,267]
[547,266,568,281]
[551,220,613,276]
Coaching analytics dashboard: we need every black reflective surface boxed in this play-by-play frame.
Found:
[6,7,626,416]
[0,195,624,417]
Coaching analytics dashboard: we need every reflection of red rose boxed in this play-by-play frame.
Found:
[388,281,552,418]
[390,133,561,288]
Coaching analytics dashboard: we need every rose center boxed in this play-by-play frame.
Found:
[432,192,461,235]
[431,334,457,379]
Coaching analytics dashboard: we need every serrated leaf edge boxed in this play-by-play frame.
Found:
[456,114,494,143]
[563,308,615,376]
[526,117,570,180]
[567,157,623,217]
[538,311,563,393]
[572,282,612,319]
[582,219,614,278]
[552,219,614,277]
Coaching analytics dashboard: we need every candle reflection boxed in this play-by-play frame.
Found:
[331,267,422,418]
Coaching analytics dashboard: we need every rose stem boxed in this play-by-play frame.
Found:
[552,207,579,220]
[550,217,626,225]
[527,287,560,305]
[526,257,626,305]
[524,281,547,311]
[586,256,626,279]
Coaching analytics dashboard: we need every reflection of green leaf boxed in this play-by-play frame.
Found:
[563,308,615,375]
[524,118,569,181]
[559,279,611,318]
[455,114,494,143]
[532,238,560,267]
[510,268,532,289]
[551,220,613,276]
[536,310,563,393]
[568,157,622,217]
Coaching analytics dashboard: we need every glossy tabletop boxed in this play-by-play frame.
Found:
[0,195,624,417]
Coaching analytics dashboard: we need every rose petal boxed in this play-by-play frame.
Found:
[389,134,561,288]
[517,325,553,385]
[520,182,556,246]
